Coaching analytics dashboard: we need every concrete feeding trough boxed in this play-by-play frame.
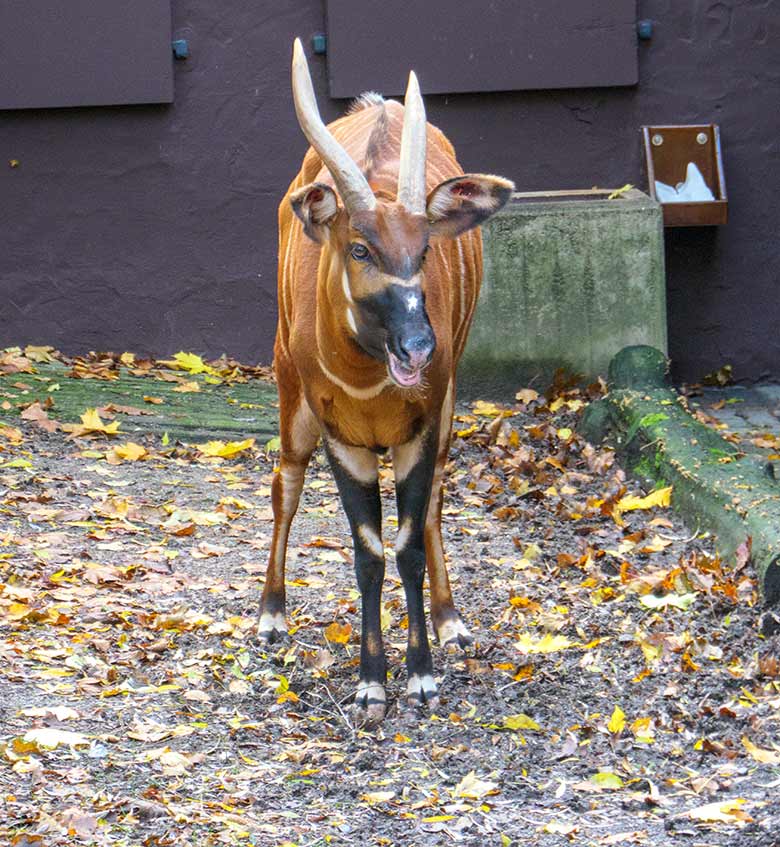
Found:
[459,188,667,394]
[642,124,728,227]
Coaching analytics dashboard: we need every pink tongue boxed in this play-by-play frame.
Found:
[388,352,422,386]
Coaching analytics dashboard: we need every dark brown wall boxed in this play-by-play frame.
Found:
[2,1,778,382]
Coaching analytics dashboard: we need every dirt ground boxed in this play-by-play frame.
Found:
[1,384,779,846]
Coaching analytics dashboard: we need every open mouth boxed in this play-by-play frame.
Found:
[386,347,425,387]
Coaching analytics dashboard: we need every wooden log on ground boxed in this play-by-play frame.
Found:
[581,346,780,625]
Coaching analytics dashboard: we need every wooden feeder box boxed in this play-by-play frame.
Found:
[642,124,727,227]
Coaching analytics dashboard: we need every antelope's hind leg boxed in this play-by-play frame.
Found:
[426,382,473,650]
[324,439,387,724]
[258,390,319,643]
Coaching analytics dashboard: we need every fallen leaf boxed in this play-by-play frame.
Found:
[742,736,780,764]
[686,798,751,824]
[20,402,58,432]
[590,771,624,789]
[62,408,121,438]
[451,771,500,799]
[639,592,697,611]
[503,713,541,731]
[613,486,672,525]
[324,621,353,645]
[107,441,148,463]
[17,728,90,752]
[607,705,626,734]
[514,633,576,654]
[196,438,255,458]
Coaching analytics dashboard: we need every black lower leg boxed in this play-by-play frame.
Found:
[324,441,386,716]
[395,428,438,704]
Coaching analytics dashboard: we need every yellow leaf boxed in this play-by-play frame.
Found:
[163,508,227,528]
[162,351,219,376]
[196,438,255,458]
[608,183,634,200]
[0,424,24,444]
[590,771,624,789]
[742,736,780,764]
[158,750,195,776]
[514,633,576,654]
[503,714,541,732]
[172,380,200,393]
[20,728,90,751]
[380,602,393,632]
[21,706,81,721]
[614,486,672,522]
[108,441,148,463]
[456,423,478,438]
[452,771,500,799]
[23,345,57,363]
[361,791,396,805]
[423,815,455,823]
[472,400,506,417]
[687,798,751,824]
[630,717,655,743]
[543,821,578,836]
[607,706,626,734]
[515,388,539,404]
[62,408,121,438]
[323,621,352,645]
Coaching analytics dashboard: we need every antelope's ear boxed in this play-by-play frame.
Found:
[426,174,514,238]
[290,182,339,242]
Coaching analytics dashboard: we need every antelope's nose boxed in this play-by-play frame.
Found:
[398,325,435,369]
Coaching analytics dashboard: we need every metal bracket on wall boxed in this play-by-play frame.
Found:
[311,33,327,55]
[637,19,653,40]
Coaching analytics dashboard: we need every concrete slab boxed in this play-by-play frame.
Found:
[460,189,667,395]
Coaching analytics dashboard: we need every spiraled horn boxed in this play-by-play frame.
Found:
[291,38,376,214]
[397,70,427,214]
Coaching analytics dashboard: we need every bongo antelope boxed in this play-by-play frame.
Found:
[259,38,513,722]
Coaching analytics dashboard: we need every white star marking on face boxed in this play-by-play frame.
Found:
[406,293,419,312]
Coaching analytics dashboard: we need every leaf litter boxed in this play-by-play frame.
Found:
[0,353,778,845]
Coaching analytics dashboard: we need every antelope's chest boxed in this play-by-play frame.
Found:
[319,391,426,450]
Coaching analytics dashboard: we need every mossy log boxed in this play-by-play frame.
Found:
[581,346,780,610]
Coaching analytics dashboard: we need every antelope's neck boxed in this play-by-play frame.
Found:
[315,252,390,396]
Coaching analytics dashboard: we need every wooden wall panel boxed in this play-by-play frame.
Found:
[326,0,638,97]
[0,0,173,110]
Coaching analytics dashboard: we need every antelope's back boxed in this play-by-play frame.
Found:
[277,99,483,366]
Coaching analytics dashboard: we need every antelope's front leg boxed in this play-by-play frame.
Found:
[392,427,439,710]
[324,439,387,723]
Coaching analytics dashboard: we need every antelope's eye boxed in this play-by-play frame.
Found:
[350,243,371,261]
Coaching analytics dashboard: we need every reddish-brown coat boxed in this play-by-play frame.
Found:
[276,100,482,450]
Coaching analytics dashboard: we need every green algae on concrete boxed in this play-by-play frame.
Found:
[460,189,667,395]
[582,346,780,616]
[1,362,279,442]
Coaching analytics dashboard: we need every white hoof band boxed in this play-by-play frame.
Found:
[257,611,287,639]
[354,680,387,724]
[406,673,438,707]
[437,617,472,648]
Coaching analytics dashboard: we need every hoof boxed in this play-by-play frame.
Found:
[436,616,474,651]
[257,610,288,644]
[354,680,387,726]
[406,673,439,712]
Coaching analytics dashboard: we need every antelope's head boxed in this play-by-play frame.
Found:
[288,39,513,388]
